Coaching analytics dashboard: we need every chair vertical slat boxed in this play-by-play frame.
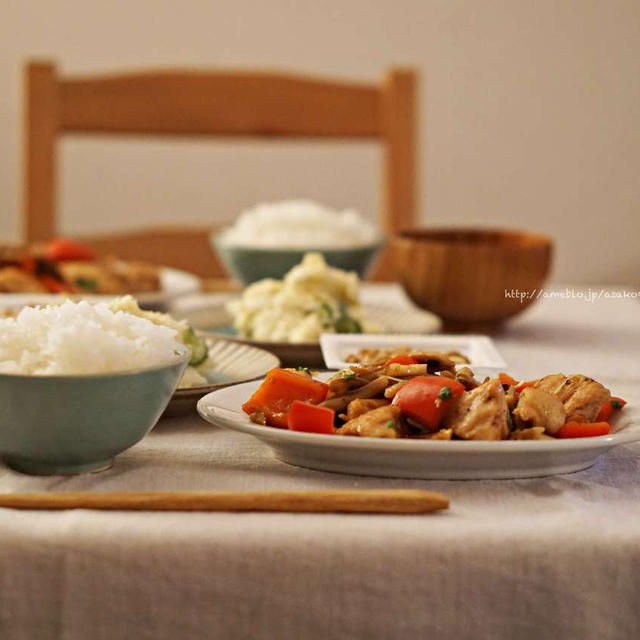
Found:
[23,62,58,242]
[382,68,417,235]
[370,69,418,280]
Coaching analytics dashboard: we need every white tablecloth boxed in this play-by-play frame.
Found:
[1,286,639,640]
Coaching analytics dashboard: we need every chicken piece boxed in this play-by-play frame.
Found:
[340,398,390,421]
[510,427,554,440]
[534,374,610,423]
[337,405,406,438]
[444,378,509,440]
[513,387,566,435]
[0,267,47,293]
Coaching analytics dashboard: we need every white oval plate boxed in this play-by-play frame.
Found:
[180,303,441,367]
[0,267,200,310]
[166,338,280,416]
[197,374,640,479]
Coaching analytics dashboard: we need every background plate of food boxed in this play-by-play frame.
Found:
[197,366,639,479]
[178,252,441,367]
[0,239,200,310]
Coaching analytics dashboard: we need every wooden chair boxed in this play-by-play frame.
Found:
[23,61,417,279]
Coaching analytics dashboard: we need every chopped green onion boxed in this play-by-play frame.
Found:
[341,370,356,379]
[386,420,396,429]
[75,277,97,291]
[507,411,514,431]
[297,366,310,374]
[438,386,452,401]
[611,400,623,410]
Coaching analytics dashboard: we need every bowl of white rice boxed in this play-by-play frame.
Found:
[0,300,190,475]
[213,200,382,284]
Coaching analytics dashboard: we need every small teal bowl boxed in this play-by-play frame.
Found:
[212,232,383,284]
[0,349,190,475]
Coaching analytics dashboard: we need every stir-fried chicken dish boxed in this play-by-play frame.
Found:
[0,239,160,295]
[242,357,627,440]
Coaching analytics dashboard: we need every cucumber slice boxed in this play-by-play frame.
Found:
[182,326,209,366]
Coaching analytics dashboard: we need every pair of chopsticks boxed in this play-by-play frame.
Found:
[0,489,448,514]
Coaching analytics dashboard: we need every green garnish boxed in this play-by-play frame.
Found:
[507,411,514,431]
[386,420,396,429]
[334,302,362,334]
[341,370,356,379]
[335,315,362,334]
[438,386,452,401]
[75,277,97,291]
[297,366,310,374]
[611,400,623,409]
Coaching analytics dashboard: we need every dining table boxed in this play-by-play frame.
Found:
[0,283,638,640]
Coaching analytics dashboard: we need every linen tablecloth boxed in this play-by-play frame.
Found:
[0,286,639,640]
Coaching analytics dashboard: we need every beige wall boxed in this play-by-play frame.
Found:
[1,0,638,285]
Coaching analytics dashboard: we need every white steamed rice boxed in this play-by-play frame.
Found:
[0,300,185,375]
[218,199,379,248]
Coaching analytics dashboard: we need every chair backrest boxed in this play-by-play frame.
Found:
[23,61,417,277]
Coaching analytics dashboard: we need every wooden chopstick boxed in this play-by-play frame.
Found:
[0,489,448,514]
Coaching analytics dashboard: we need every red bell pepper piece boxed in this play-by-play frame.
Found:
[242,368,329,429]
[45,238,95,262]
[595,397,627,422]
[287,401,335,434]
[557,422,611,438]
[39,276,71,293]
[393,375,465,431]
[498,372,518,387]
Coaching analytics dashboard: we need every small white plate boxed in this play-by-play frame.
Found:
[320,333,506,372]
[197,373,639,480]
[0,267,200,311]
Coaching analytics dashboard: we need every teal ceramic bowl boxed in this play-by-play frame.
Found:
[212,232,383,284]
[0,349,190,475]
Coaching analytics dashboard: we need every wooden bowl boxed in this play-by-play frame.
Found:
[391,228,553,329]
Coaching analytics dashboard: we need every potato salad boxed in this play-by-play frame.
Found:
[228,253,371,343]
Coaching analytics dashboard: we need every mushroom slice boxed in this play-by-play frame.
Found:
[382,363,428,378]
[455,366,480,390]
[319,376,391,413]
[384,379,409,399]
[407,352,457,373]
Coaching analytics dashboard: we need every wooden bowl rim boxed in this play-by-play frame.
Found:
[395,227,552,250]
